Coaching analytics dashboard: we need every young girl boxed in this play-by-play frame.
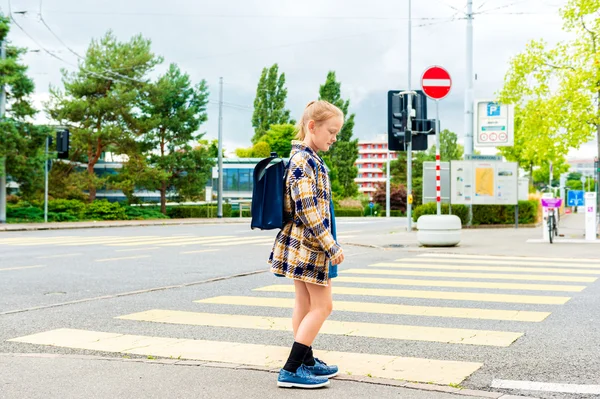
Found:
[269,100,346,388]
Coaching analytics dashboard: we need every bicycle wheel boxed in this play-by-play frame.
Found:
[548,216,554,244]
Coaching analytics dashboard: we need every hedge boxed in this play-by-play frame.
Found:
[334,208,364,217]
[7,200,233,223]
[413,200,539,226]
[167,204,232,218]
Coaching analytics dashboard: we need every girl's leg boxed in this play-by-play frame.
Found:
[293,280,311,339]
[294,280,333,347]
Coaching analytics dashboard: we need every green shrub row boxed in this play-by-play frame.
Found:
[7,200,232,223]
[413,200,539,226]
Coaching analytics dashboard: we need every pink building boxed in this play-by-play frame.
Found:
[355,135,398,195]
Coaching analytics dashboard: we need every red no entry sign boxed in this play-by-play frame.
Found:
[421,66,452,100]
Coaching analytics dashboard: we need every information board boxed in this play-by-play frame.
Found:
[450,161,518,205]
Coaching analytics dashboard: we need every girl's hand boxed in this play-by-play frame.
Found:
[330,249,345,265]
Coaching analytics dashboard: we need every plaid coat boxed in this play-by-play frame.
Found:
[268,141,341,286]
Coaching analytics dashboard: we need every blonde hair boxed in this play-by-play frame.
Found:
[295,100,344,140]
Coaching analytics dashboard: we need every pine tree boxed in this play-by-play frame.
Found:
[318,71,359,198]
[251,64,291,144]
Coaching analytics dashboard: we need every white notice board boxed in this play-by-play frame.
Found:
[451,161,518,205]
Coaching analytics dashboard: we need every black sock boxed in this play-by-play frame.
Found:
[303,346,316,366]
[283,342,310,373]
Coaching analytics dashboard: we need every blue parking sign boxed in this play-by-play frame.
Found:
[487,102,501,117]
[567,190,585,207]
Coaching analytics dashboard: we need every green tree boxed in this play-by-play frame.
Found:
[498,0,600,192]
[197,139,223,158]
[0,17,50,200]
[258,123,296,157]
[389,151,431,205]
[137,63,212,214]
[251,64,291,143]
[235,141,271,158]
[427,129,464,161]
[318,71,359,198]
[532,157,569,190]
[47,31,161,201]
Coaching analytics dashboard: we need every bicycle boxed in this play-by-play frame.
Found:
[547,207,558,243]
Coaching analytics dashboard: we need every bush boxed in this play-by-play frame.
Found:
[83,200,127,221]
[6,195,20,204]
[7,206,44,222]
[167,204,232,218]
[335,208,363,217]
[379,210,406,217]
[413,200,539,226]
[363,203,382,216]
[48,212,79,222]
[48,199,86,219]
[413,202,469,225]
[125,206,169,220]
[231,209,251,217]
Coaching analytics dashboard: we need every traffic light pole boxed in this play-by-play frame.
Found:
[0,40,6,224]
[44,135,49,223]
[406,0,413,232]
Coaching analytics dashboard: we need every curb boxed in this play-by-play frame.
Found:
[0,353,537,398]
[0,218,251,232]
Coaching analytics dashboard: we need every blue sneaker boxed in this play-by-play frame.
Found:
[277,364,330,388]
[304,358,339,378]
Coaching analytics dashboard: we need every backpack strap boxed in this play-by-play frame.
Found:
[254,155,283,182]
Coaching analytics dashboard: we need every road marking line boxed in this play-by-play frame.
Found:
[117,309,522,347]
[197,296,550,322]
[491,379,600,394]
[95,255,151,262]
[206,237,275,246]
[255,285,571,305]
[399,257,600,268]
[110,236,235,247]
[180,249,220,254]
[418,253,600,264]
[0,265,45,272]
[0,236,160,246]
[371,263,600,275]
[342,268,597,283]
[8,328,482,385]
[334,276,586,292]
[36,253,82,259]
[115,247,160,253]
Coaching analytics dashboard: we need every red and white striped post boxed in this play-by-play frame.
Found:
[435,120,441,215]
[421,66,452,216]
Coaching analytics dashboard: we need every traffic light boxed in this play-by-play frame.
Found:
[56,129,69,159]
[388,90,435,152]
[387,90,408,151]
[412,92,436,134]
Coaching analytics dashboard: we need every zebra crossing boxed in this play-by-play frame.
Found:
[0,234,356,249]
[8,253,600,386]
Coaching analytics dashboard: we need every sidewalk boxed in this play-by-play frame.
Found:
[0,353,533,399]
[340,212,600,259]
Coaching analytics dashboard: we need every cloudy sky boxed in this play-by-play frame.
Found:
[4,0,594,159]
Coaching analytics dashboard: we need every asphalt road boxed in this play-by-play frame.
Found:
[1,219,599,398]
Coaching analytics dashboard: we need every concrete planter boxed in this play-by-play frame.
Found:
[416,214,462,247]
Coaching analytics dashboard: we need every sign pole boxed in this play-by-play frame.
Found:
[435,100,441,215]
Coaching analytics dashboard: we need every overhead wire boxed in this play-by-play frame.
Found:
[36,0,147,84]
[8,0,143,87]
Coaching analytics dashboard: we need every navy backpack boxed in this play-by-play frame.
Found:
[251,151,314,230]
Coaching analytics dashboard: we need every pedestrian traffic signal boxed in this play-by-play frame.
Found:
[388,90,435,151]
[56,129,69,159]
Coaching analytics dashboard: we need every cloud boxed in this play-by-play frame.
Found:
[6,0,592,159]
